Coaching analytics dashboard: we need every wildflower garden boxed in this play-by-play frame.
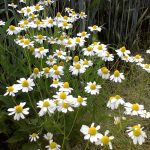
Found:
[0,0,150,149]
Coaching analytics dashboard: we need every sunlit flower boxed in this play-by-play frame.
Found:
[29,133,39,142]
[59,82,73,93]
[37,99,56,116]
[80,123,101,143]
[69,63,86,76]
[126,124,147,145]
[115,46,131,57]
[133,54,144,64]
[97,67,110,79]
[102,52,114,62]
[95,130,114,149]
[124,102,144,116]
[77,31,90,39]
[46,55,57,66]
[110,70,125,83]
[85,81,101,95]
[44,132,53,141]
[88,25,101,32]
[107,95,125,110]
[45,140,61,150]
[0,20,5,26]
[17,78,35,92]
[4,85,19,96]
[74,96,87,107]
[8,102,29,120]
[7,25,20,35]
[50,80,63,88]
[33,47,49,58]
[82,46,95,56]
[30,67,41,79]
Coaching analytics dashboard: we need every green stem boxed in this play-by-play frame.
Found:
[84,140,90,150]
[67,108,80,138]
[62,114,66,149]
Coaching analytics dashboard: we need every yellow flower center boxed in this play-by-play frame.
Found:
[44,67,50,73]
[77,97,83,103]
[24,39,30,45]
[75,64,81,69]
[31,133,38,138]
[35,4,40,10]
[88,127,97,135]
[27,8,31,13]
[39,47,44,51]
[53,80,58,84]
[38,35,43,39]
[35,19,41,25]
[54,70,60,75]
[93,25,97,30]
[115,95,121,99]
[68,40,72,45]
[63,22,68,27]
[90,84,96,90]
[33,68,39,74]
[132,125,141,137]
[131,104,139,111]
[83,60,89,65]
[144,64,149,68]
[64,16,68,20]
[60,92,67,99]
[73,56,79,62]
[87,46,92,51]
[101,67,108,74]
[135,54,141,59]
[22,80,29,87]
[114,70,120,77]
[57,12,61,17]
[101,136,110,145]
[49,58,53,62]
[15,105,23,113]
[53,65,58,70]
[63,102,69,108]
[120,46,126,52]
[48,19,53,24]
[49,142,57,149]
[75,38,80,43]
[98,45,103,50]
[24,20,29,25]
[58,51,62,56]
[7,86,14,92]
[43,101,50,107]
[63,82,69,88]
[81,32,86,36]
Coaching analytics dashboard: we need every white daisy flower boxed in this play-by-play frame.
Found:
[97,67,110,79]
[133,54,144,64]
[82,46,95,56]
[95,130,114,149]
[85,82,101,95]
[44,132,53,141]
[107,95,125,110]
[59,82,73,93]
[139,110,150,119]
[46,55,57,66]
[74,37,85,47]
[41,67,50,78]
[0,20,5,26]
[7,25,20,35]
[17,78,35,92]
[50,80,63,88]
[45,140,61,150]
[8,102,29,120]
[37,99,56,117]
[30,67,41,79]
[69,63,86,76]
[33,47,49,58]
[54,50,66,60]
[80,59,93,68]
[77,31,90,39]
[110,70,125,83]
[115,46,131,57]
[126,124,147,145]
[124,102,144,116]
[102,52,114,62]
[88,25,101,32]
[29,133,39,142]
[80,123,101,143]
[74,96,87,107]
[4,85,19,97]
[34,34,47,44]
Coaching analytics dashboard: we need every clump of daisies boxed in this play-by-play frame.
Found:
[3,1,150,149]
